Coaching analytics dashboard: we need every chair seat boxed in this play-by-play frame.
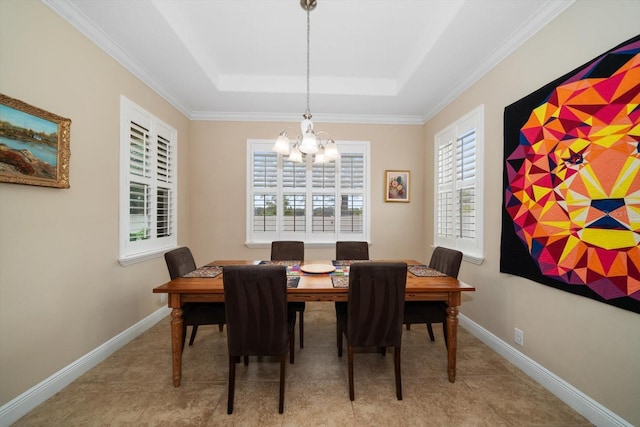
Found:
[183,302,226,324]
[288,301,305,312]
[181,302,226,350]
[403,301,447,324]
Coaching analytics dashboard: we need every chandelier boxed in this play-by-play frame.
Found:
[272,0,340,164]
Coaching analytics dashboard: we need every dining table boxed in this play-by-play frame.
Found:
[152,259,475,387]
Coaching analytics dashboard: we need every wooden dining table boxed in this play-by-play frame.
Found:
[152,259,475,387]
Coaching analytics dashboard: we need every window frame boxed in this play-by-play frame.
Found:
[433,105,484,263]
[118,96,178,265]
[246,139,370,246]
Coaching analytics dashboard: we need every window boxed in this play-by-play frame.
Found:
[434,105,484,261]
[247,140,370,245]
[119,96,177,264]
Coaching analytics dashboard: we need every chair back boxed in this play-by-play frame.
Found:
[223,265,290,356]
[429,247,463,278]
[271,241,304,261]
[164,247,197,279]
[347,262,407,348]
[336,241,369,260]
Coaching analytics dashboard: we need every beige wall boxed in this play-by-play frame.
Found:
[1,0,639,424]
[423,1,640,424]
[0,0,190,404]
[188,121,425,264]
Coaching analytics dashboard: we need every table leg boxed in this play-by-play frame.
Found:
[170,307,184,387]
[446,304,459,383]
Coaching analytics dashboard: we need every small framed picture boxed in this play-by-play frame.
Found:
[385,170,410,202]
[0,93,71,188]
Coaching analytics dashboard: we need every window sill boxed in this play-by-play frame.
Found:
[463,254,484,265]
[245,242,370,250]
[118,249,166,266]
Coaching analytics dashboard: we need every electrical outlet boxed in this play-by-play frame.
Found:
[514,328,524,346]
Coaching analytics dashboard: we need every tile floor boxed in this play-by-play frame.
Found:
[13,302,592,426]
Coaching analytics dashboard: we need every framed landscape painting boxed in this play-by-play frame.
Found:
[385,170,410,202]
[0,93,71,188]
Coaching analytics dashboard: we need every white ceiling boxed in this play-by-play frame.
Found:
[44,0,573,124]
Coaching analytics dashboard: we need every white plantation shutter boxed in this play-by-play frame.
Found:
[283,194,306,232]
[252,152,278,235]
[434,105,484,259]
[312,162,336,234]
[340,154,364,189]
[312,162,336,188]
[129,121,151,178]
[253,194,277,232]
[255,152,278,188]
[456,130,476,239]
[129,182,150,241]
[437,139,454,239]
[312,194,335,233]
[128,120,152,242]
[119,96,177,263]
[339,153,365,234]
[247,140,369,244]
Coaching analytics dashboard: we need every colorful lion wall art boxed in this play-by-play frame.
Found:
[501,34,640,314]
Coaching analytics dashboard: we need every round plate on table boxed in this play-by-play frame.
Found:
[300,263,336,274]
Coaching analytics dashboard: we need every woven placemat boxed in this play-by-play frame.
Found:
[260,260,302,266]
[182,266,222,278]
[287,277,300,288]
[332,260,372,266]
[331,276,349,288]
[407,265,447,277]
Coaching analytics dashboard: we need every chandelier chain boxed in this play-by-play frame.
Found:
[273,0,339,163]
[306,4,311,115]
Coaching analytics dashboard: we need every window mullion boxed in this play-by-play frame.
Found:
[305,155,313,241]
[277,154,283,239]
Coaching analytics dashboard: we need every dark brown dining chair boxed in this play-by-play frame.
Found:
[271,240,306,348]
[164,247,226,352]
[403,246,463,347]
[223,265,296,414]
[336,262,407,401]
[335,241,369,261]
[334,241,369,348]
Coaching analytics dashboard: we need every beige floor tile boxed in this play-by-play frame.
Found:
[12,302,592,427]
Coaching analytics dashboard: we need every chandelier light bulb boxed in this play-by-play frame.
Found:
[287,145,303,163]
[273,132,291,155]
[314,147,327,163]
[323,139,340,160]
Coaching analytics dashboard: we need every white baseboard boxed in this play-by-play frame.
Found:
[0,307,171,427]
[458,314,632,427]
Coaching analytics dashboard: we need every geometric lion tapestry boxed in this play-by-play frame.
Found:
[501,34,640,314]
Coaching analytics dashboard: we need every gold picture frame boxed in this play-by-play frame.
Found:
[385,170,410,202]
[0,93,71,188]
